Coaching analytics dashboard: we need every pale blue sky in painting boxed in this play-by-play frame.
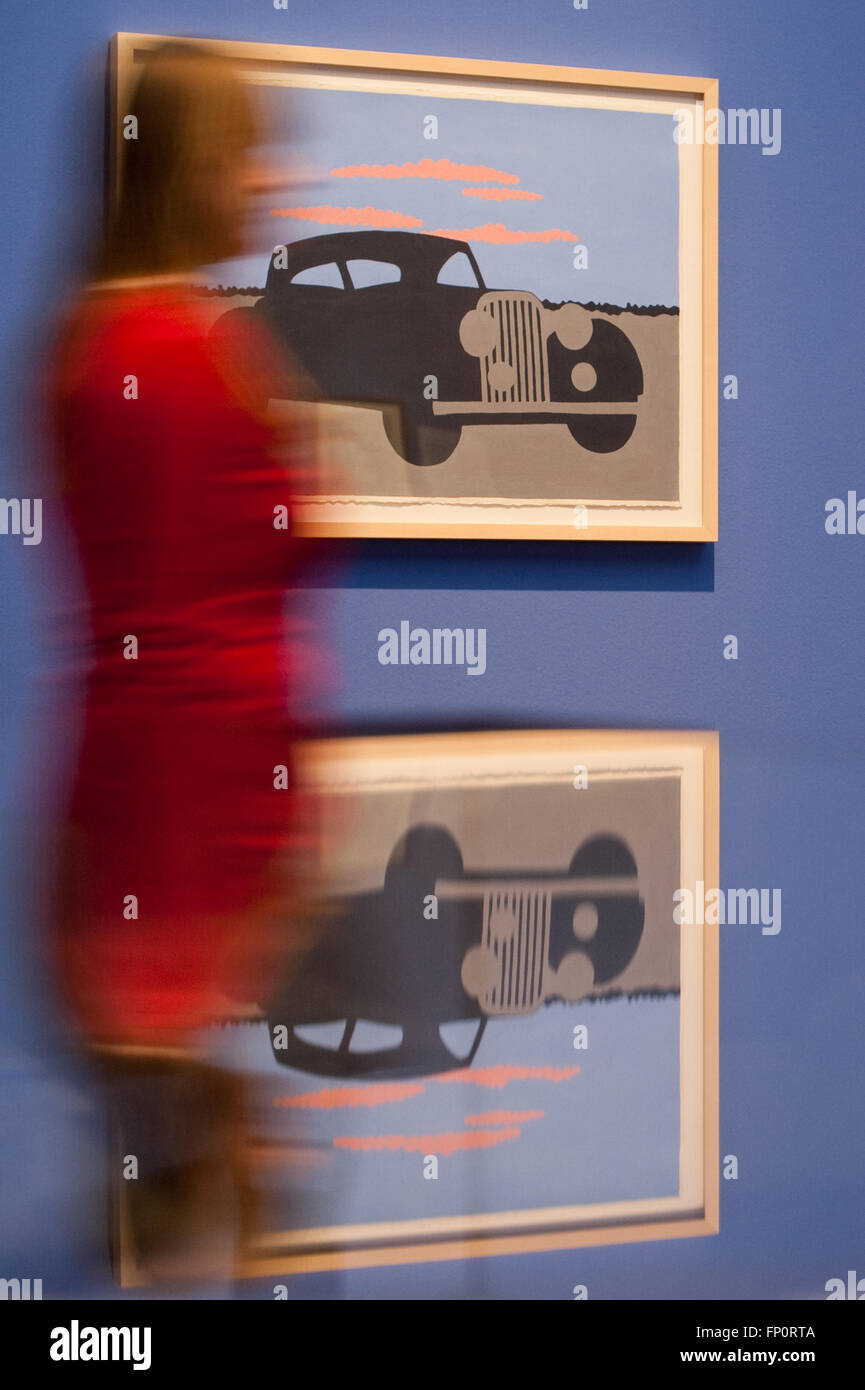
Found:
[203,86,679,307]
[207,995,680,1229]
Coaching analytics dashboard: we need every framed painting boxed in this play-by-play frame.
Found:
[110,36,718,541]
[108,729,719,1282]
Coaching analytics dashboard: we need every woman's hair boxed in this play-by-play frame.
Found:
[98,42,258,279]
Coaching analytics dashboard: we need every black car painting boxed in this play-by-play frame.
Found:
[266,826,645,1079]
[211,230,644,467]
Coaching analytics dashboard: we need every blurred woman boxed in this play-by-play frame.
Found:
[47,41,314,1284]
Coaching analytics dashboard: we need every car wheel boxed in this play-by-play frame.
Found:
[383,408,462,467]
[566,415,637,453]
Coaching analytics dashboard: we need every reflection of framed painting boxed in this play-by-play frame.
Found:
[111,37,718,541]
[184,728,717,1280]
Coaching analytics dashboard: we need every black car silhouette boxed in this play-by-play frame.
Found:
[266,826,645,1078]
[211,230,644,467]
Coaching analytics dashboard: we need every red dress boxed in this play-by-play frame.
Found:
[49,283,310,1045]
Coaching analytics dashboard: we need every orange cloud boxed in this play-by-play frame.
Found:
[465,1109,545,1126]
[270,206,422,229]
[274,1081,425,1110]
[331,158,519,185]
[433,1064,581,1089]
[462,188,543,201]
[333,1127,521,1156]
[428,224,579,244]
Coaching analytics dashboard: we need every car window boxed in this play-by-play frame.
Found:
[293,1021,346,1049]
[346,259,402,289]
[289,262,344,288]
[439,1020,484,1062]
[437,251,481,288]
[292,1020,404,1053]
[348,1022,403,1052]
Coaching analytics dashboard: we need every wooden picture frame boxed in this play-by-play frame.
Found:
[110,35,718,541]
[225,728,716,1278]
[111,729,718,1283]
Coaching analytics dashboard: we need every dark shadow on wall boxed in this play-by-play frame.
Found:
[292,540,714,593]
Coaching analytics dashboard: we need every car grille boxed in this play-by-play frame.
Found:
[481,887,552,1014]
[479,292,550,406]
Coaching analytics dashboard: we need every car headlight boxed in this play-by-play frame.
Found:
[487,362,516,391]
[554,303,593,351]
[571,362,597,392]
[459,307,499,357]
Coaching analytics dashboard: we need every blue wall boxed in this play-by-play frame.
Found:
[1,0,863,1300]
